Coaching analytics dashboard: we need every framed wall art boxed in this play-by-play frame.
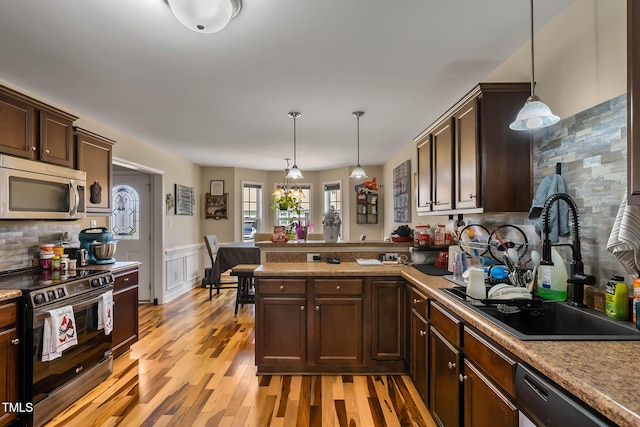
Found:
[205,193,228,220]
[210,180,224,196]
[393,160,411,222]
[175,184,195,216]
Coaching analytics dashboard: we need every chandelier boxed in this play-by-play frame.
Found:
[272,159,305,203]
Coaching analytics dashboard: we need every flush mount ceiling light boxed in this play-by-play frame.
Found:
[167,0,241,34]
[509,0,560,131]
[349,111,368,179]
[285,112,303,179]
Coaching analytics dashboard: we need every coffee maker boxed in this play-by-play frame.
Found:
[79,227,117,264]
[64,247,89,266]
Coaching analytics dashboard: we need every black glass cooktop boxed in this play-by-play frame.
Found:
[0,267,106,292]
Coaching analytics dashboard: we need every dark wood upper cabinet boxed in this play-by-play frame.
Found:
[416,83,532,215]
[628,0,640,204]
[75,127,115,214]
[0,84,77,167]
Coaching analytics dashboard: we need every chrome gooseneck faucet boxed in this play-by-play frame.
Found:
[540,193,595,306]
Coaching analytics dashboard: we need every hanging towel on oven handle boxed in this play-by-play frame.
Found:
[41,305,78,362]
[98,290,113,335]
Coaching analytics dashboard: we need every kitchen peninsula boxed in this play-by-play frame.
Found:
[253,262,640,427]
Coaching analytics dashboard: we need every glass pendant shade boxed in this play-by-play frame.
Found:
[286,165,303,179]
[349,165,368,179]
[509,95,560,130]
[167,0,241,34]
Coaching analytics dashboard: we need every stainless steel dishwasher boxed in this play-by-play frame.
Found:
[515,364,614,426]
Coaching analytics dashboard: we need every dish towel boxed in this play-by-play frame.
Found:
[98,290,113,335]
[528,174,570,244]
[41,305,78,362]
[606,191,640,278]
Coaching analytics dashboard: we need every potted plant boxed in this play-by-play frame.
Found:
[322,207,341,243]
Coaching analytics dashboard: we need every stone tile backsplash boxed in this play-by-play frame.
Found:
[0,223,81,271]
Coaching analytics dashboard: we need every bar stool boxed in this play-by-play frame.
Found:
[230,264,259,315]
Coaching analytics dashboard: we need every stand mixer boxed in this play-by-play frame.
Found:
[79,227,117,264]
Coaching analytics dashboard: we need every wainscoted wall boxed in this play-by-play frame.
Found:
[164,244,204,302]
[0,223,81,271]
[465,93,628,288]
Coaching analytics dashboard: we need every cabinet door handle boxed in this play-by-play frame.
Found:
[336,285,341,290]
[11,338,19,345]
[419,330,426,337]
[44,149,50,154]
[469,194,476,199]
[300,305,304,311]
[413,298,422,304]
[316,305,319,311]
[459,374,468,382]
[279,285,284,290]
[31,146,37,151]
[448,361,456,370]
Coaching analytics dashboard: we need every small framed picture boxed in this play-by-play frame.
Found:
[210,180,224,196]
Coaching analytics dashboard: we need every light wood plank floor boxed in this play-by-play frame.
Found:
[45,285,436,427]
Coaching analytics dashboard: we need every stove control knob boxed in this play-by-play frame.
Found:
[91,278,101,287]
[105,275,114,284]
[34,293,46,305]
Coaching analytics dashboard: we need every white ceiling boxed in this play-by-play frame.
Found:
[0,0,573,172]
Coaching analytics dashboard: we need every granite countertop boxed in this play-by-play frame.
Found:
[401,267,640,427]
[256,261,640,427]
[0,289,22,302]
[77,261,141,273]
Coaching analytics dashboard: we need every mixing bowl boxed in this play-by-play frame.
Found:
[91,241,117,259]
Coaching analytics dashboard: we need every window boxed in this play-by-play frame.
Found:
[242,182,262,241]
[111,184,140,240]
[275,184,312,227]
[323,181,342,215]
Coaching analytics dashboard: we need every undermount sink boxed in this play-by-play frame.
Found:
[439,282,640,341]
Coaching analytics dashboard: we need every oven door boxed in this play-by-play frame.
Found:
[27,286,113,405]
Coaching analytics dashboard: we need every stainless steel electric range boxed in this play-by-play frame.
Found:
[0,267,115,427]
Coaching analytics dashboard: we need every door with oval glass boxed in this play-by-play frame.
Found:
[112,168,152,301]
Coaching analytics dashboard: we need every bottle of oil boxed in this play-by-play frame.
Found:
[605,275,629,320]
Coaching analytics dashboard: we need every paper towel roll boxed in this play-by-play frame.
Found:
[445,220,459,235]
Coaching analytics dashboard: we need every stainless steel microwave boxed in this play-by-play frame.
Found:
[0,155,86,219]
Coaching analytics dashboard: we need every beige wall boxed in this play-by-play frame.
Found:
[382,0,627,238]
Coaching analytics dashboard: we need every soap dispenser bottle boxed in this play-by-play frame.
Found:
[537,247,568,301]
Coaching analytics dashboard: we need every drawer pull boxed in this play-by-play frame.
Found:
[123,277,130,282]
[336,285,341,290]
[459,374,468,382]
[448,362,456,370]
[413,298,422,304]
[279,285,284,290]
[11,338,19,345]
[419,330,426,337]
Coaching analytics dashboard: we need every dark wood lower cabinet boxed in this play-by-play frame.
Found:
[430,327,461,427]
[463,359,518,427]
[410,310,429,403]
[112,268,139,359]
[256,297,307,365]
[0,301,18,427]
[255,275,406,373]
[313,297,362,365]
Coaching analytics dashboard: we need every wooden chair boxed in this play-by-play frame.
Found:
[203,234,237,299]
[230,264,259,315]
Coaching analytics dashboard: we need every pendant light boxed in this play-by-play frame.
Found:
[167,0,241,34]
[286,112,303,179]
[349,111,368,179]
[509,0,560,131]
